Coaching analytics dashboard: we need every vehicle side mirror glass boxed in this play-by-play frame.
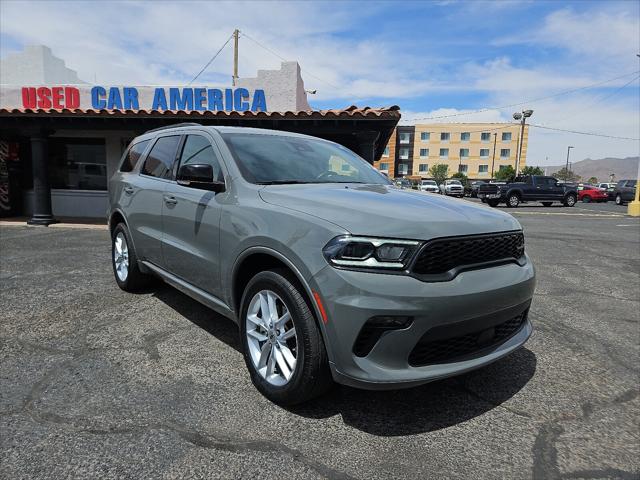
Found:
[177,164,225,193]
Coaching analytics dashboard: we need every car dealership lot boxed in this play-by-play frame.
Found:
[1,207,638,479]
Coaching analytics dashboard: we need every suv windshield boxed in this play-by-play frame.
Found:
[222,133,390,185]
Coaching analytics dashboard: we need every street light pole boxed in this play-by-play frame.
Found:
[513,109,533,174]
[491,132,497,178]
[565,146,574,181]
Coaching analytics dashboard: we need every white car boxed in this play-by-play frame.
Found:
[419,179,439,193]
[440,179,464,197]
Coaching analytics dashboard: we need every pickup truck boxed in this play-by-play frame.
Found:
[477,175,578,208]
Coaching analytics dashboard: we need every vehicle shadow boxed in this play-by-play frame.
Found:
[152,284,242,353]
[152,283,537,436]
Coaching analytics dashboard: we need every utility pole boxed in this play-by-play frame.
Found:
[232,29,239,86]
[491,133,497,178]
[565,146,574,181]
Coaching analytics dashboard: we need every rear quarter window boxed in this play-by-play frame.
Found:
[120,140,150,172]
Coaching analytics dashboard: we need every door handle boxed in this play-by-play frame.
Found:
[163,195,178,205]
[124,186,134,195]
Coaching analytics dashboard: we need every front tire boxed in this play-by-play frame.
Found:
[563,193,577,207]
[239,269,332,405]
[582,195,591,203]
[615,194,623,206]
[507,193,520,208]
[111,223,151,292]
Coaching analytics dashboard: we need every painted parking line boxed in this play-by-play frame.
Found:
[509,211,626,217]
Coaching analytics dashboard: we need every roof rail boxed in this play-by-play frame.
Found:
[144,122,202,134]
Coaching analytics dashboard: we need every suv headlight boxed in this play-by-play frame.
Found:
[323,236,421,271]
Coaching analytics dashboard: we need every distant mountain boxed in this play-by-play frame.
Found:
[540,156,639,183]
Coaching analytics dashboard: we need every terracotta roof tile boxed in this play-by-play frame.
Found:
[0,105,400,119]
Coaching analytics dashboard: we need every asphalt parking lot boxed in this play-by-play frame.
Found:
[1,200,639,479]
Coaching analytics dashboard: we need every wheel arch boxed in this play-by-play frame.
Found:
[231,247,326,335]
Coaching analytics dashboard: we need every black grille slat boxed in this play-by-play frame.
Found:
[408,311,528,366]
[412,232,524,276]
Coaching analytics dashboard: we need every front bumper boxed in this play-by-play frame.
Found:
[311,255,536,389]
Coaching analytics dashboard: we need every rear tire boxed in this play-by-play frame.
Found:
[507,193,520,208]
[541,202,553,207]
[582,195,591,203]
[615,194,623,206]
[111,223,152,292]
[487,199,499,207]
[239,269,332,405]
[563,193,577,207]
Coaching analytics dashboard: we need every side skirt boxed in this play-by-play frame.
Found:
[141,261,238,323]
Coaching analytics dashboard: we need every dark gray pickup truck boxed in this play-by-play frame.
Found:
[478,175,578,208]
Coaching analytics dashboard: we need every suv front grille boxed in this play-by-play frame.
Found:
[408,310,528,366]
[411,231,524,277]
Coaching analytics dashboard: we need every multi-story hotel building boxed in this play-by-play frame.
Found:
[374,123,529,179]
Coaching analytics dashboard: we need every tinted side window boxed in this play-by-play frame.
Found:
[120,140,150,172]
[178,135,224,182]
[142,136,181,179]
[627,180,636,187]
[617,181,626,188]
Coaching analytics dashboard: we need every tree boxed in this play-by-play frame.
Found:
[551,167,580,182]
[587,176,598,184]
[494,165,516,182]
[521,166,544,175]
[429,163,449,185]
[451,171,468,186]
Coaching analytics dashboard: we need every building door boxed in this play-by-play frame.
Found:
[161,133,226,297]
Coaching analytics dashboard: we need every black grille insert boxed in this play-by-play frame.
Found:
[411,231,524,277]
[408,310,528,366]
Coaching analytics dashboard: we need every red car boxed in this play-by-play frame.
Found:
[578,185,608,203]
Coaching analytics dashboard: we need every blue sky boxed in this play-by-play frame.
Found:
[1,0,638,164]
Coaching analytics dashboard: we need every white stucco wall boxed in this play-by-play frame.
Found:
[1,45,85,85]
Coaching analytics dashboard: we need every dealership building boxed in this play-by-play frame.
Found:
[0,45,400,224]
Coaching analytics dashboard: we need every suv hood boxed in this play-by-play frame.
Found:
[259,184,520,239]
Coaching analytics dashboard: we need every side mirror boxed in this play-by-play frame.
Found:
[177,164,225,193]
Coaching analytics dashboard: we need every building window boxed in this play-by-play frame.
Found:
[439,148,449,159]
[461,132,470,142]
[502,132,512,142]
[419,148,429,158]
[398,163,408,175]
[382,146,390,157]
[478,164,489,173]
[440,132,450,142]
[399,133,411,144]
[419,164,428,172]
[480,148,490,158]
[458,164,468,173]
[481,132,491,142]
[459,148,469,158]
[500,148,511,158]
[399,147,409,160]
[379,162,389,171]
[420,132,430,141]
[49,138,107,190]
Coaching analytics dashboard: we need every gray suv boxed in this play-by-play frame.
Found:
[109,124,536,405]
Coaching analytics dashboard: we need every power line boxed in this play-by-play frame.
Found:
[187,33,234,86]
[529,123,640,141]
[239,30,343,91]
[410,70,640,121]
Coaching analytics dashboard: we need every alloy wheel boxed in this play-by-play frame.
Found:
[113,232,129,282]
[246,290,298,386]
[566,195,576,206]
